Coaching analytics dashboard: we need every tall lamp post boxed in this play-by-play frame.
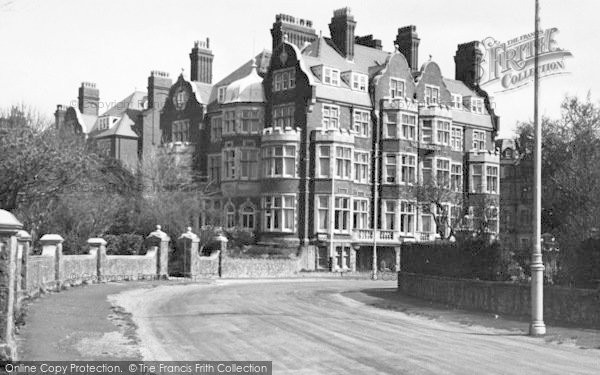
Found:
[530,0,546,336]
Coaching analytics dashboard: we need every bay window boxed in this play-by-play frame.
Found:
[384,200,396,230]
[335,146,352,179]
[400,201,415,235]
[385,154,397,183]
[471,164,483,192]
[273,103,295,128]
[354,151,369,183]
[421,120,433,143]
[334,197,350,232]
[263,195,295,232]
[401,153,416,184]
[385,112,397,138]
[317,196,329,231]
[241,109,260,133]
[451,163,462,191]
[318,145,331,177]
[263,145,296,177]
[486,165,499,193]
[422,158,433,184]
[401,113,416,140]
[436,120,451,146]
[436,158,450,188]
[352,199,369,229]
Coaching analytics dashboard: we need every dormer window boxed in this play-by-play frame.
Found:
[390,78,405,98]
[471,98,484,114]
[452,94,462,109]
[425,85,440,105]
[323,67,340,86]
[351,73,367,92]
[217,86,227,103]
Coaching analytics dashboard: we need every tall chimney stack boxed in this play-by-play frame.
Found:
[271,13,317,51]
[454,41,483,89]
[395,26,420,72]
[329,7,356,60]
[190,38,213,84]
[78,82,99,116]
[147,71,172,110]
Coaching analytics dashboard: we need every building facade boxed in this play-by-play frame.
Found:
[56,8,501,272]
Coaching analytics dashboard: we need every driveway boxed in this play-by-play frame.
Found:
[109,279,599,374]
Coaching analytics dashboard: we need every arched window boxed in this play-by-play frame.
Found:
[240,202,256,230]
[225,202,236,228]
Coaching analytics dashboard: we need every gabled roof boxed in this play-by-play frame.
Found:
[302,37,389,75]
[208,51,271,104]
[94,112,138,139]
[443,78,480,97]
[102,91,147,117]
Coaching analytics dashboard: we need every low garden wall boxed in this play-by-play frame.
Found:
[398,272,600,328]
[220,256,300,278]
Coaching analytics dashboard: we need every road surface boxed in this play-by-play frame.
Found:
[112,280,600,374]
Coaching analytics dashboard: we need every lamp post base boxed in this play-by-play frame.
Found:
[529,321,546,336]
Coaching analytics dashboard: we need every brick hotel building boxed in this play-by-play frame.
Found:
[56,8,500,272]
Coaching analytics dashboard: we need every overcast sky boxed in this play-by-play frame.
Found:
[0,0,596,137]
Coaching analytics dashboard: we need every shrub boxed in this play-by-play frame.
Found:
[105,233,145,255]
[401,238,512,281]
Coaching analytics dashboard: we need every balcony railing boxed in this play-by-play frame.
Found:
[352,229,396,242]
[352,229,438,243]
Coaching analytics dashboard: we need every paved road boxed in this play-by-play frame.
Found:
[113,280,600,374]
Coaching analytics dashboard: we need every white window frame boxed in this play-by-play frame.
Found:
[352,198,369,230]
[273,103,295,128]
[436,120,451,146]
[383,200,397,231]
[452,94,463,109]
[473,130,486,150]
[354,151,369,184]
[222,148,236,180]
[316,195,329,232]
[262,144,297,178]
[401,113,417,140]
[400,201,416,235]
[471,164,483,193]
[352,73,368,92]
[436,158,451,188]
[262,195,296,232]
[471,98,484,114]
[335,146,352,180]
[451,163,462,192]
[486,165,499,194]
[323,67,340,86]
[425,85,440,105]
[317,145,331,178]
[400,153,417,184]
[322,104,340,129]
[384,153,397,184]
[451,126,463,151]
[353,109,369,137]
[390,78,405,99]
[421,119,433,143]
[385,111,398,139]
[273,68,296,92]
[239,202,256,230]
[223,110,236,135]
[334,196,351,233]
[172,119,190,143]
[225,202,236,229]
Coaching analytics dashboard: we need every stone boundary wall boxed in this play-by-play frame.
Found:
[398,272,600,329]
[220,256,300,278]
